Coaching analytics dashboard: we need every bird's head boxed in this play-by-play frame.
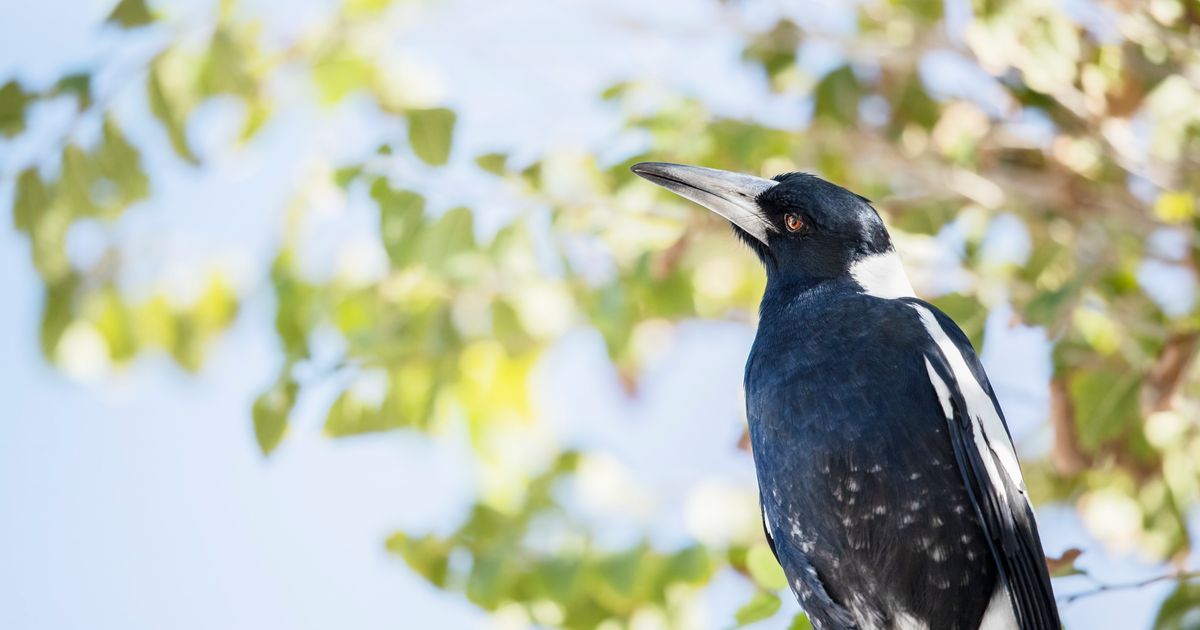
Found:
[631,162,912,298]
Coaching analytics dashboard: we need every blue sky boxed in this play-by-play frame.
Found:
[0,1,1188,628]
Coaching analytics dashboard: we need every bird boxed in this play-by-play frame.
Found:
[631,162,1061,630]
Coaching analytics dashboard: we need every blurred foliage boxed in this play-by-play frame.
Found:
[4,0,1200,627]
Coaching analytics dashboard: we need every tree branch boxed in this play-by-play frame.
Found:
[1060,570,1200,605]
[1141,331,1200,416]
[1049,375,1090,476]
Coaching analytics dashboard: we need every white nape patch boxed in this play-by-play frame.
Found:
[978,585,1019,630]
[850,250,916,299]
[913,305,1025,493]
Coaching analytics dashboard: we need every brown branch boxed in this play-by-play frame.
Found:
[1060,570,1200,605]
[1049,375,1090,476]
[1141,331,1200,416]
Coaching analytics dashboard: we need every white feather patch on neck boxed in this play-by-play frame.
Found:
[849,250,915,299]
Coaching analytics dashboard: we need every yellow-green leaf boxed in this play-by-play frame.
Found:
[407,107,456,166]
[814,65,861,126]
[735,591,782,626]
[1154,191,1195,224]
[148,62,199,164]
[374,183,426,267]
[106,0,153,28]
[420,206,474,268]
[746,543,788,590]
[53,73,92,109]
[252,375,298,455]
[13,167,49,234]
[1069,368,1140,453]
[788,613,815,630]
[385,532,451,587]
[312,50,375,106]
[0,80,34,137]
[475,152,507,175]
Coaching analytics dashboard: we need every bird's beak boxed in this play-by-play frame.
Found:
[631,162,778,245]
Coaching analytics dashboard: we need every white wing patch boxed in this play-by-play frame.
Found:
[911,304,1026,493]
[849,250,916,299]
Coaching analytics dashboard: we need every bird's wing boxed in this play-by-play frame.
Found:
[902,298,1060,630]
[761,505,857,629]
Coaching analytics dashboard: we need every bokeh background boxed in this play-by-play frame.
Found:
[2,0,1200,628]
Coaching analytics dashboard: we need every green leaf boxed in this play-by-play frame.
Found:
[60,144,101,217]
[534,556,585,603]
[466,550,517,609]
[475,152,507,176]
[312,50,374,106]
[735,591,782,627]
[106,0,153,28]
[742,20,802,82]
[600,81,633,100]
[374,183,426,267]
[1069,368,1140,453]
[53,73,93,110]
[596,545,643,599]
[890,75,939,131]
[13,167,49,234]
[1154,580,1200,630]
[385,532,451,587]
[746,543,788,590]
[904,0,944,21]
[420,206,475,269]
[788,613,815,630]
[252,374,298,455]
[664,545,712,585]
[0,80,34,137]
[95,117,149,212]
[148,61,199,164]
[91,286,137,362]
[334,165,363,188]
[1024,277,1084,328]
[270,252,316,358]
[1154,191,1195,224]
[41,274,79,358]
[323,389,403,437]
[199,29,256,98]
[814,65,862,126]
[407,108,456,166]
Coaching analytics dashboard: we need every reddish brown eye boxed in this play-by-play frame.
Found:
[784,213,805,232]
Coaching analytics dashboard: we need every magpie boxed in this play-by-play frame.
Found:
[631,162,1060,630]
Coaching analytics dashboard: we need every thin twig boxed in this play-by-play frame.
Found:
[1060,570,1200,605]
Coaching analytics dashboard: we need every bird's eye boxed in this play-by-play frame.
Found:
[784,213,806,233]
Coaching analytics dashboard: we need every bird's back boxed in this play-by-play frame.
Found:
[746,283,1003,630]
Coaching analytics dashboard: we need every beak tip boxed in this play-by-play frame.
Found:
[629,162,660,178]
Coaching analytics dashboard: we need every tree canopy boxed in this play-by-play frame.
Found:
[4,0,1200,627]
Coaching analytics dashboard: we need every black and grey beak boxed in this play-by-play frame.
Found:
[631,162,778,245]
